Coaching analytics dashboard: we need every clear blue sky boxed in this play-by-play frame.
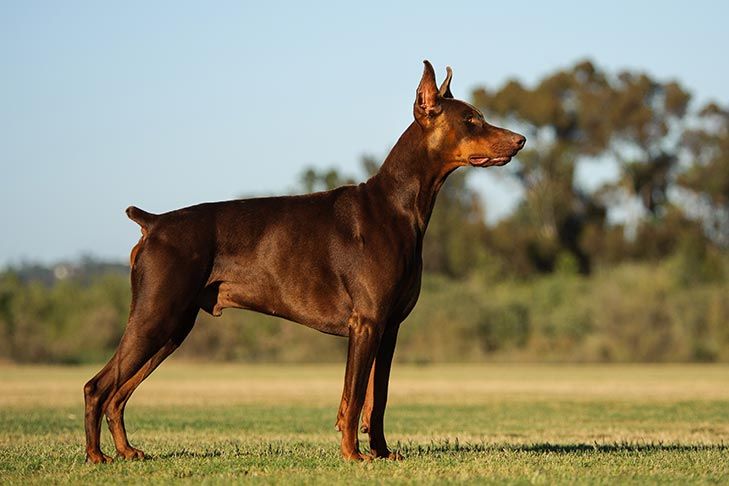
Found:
[2,1,728,266]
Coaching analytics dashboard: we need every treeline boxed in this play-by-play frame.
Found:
[1,257,728,364]
[1,60,727,364]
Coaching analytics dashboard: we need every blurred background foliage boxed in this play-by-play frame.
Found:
[1,60,728,364]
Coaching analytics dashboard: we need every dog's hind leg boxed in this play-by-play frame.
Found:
[104,307,196,459]
[83,239,206,464]
[358,365,376,435]
[104,340,175,459]
[83,360,118,463]
[84,321,174,463]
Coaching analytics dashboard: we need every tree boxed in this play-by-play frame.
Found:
[605,72,690,218]
[678,103,729,247]
[472,61,611,274]
[472,60,693,273]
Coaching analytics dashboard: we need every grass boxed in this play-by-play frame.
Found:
[1,363,729,484]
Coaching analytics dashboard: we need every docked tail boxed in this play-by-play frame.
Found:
[126,206,158,235]
[126,206,158,268]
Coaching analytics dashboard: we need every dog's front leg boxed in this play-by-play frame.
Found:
[364,324,402,460]
[338,315,383,460]
[360,323,399,437]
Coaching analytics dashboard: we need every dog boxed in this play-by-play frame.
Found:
[83,60,526,462]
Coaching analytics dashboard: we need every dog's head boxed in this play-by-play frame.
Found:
[414,61,525,167]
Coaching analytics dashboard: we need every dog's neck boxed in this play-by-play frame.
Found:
[367,122,459,236]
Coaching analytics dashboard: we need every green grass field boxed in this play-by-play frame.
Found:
[1,363,728,484]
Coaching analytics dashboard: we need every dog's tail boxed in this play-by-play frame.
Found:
[126,206,158,269]
[126,206,158,235]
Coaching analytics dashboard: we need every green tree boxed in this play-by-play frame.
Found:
[605,72,690,217]
[678,103,729,247]
[473,61,611,274]
[472,60,693,273]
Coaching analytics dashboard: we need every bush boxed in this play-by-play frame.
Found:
[0,255,727,364]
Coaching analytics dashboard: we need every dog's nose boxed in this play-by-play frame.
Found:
[514,135,526,149]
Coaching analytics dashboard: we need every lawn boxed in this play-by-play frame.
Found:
[1,363,728,484]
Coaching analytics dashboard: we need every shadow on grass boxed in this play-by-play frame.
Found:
[398,439,729,456]
[150,439,728,461]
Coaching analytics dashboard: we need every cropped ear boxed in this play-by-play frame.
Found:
[414,60,442,123]
[438,66,453,99]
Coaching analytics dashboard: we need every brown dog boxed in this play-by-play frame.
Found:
[83,61,525,463]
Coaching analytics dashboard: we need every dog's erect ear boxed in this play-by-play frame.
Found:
[438,66,453,99]
[414,60,442,123]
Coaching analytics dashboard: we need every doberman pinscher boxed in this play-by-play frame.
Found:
[83,61,525,463]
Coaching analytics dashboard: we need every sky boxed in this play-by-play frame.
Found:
[2,1,729,266]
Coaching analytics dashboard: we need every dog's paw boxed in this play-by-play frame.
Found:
[118,447,146,460]
[342,450,370,462]
[368,449,403,461]
[86,451,114,464]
